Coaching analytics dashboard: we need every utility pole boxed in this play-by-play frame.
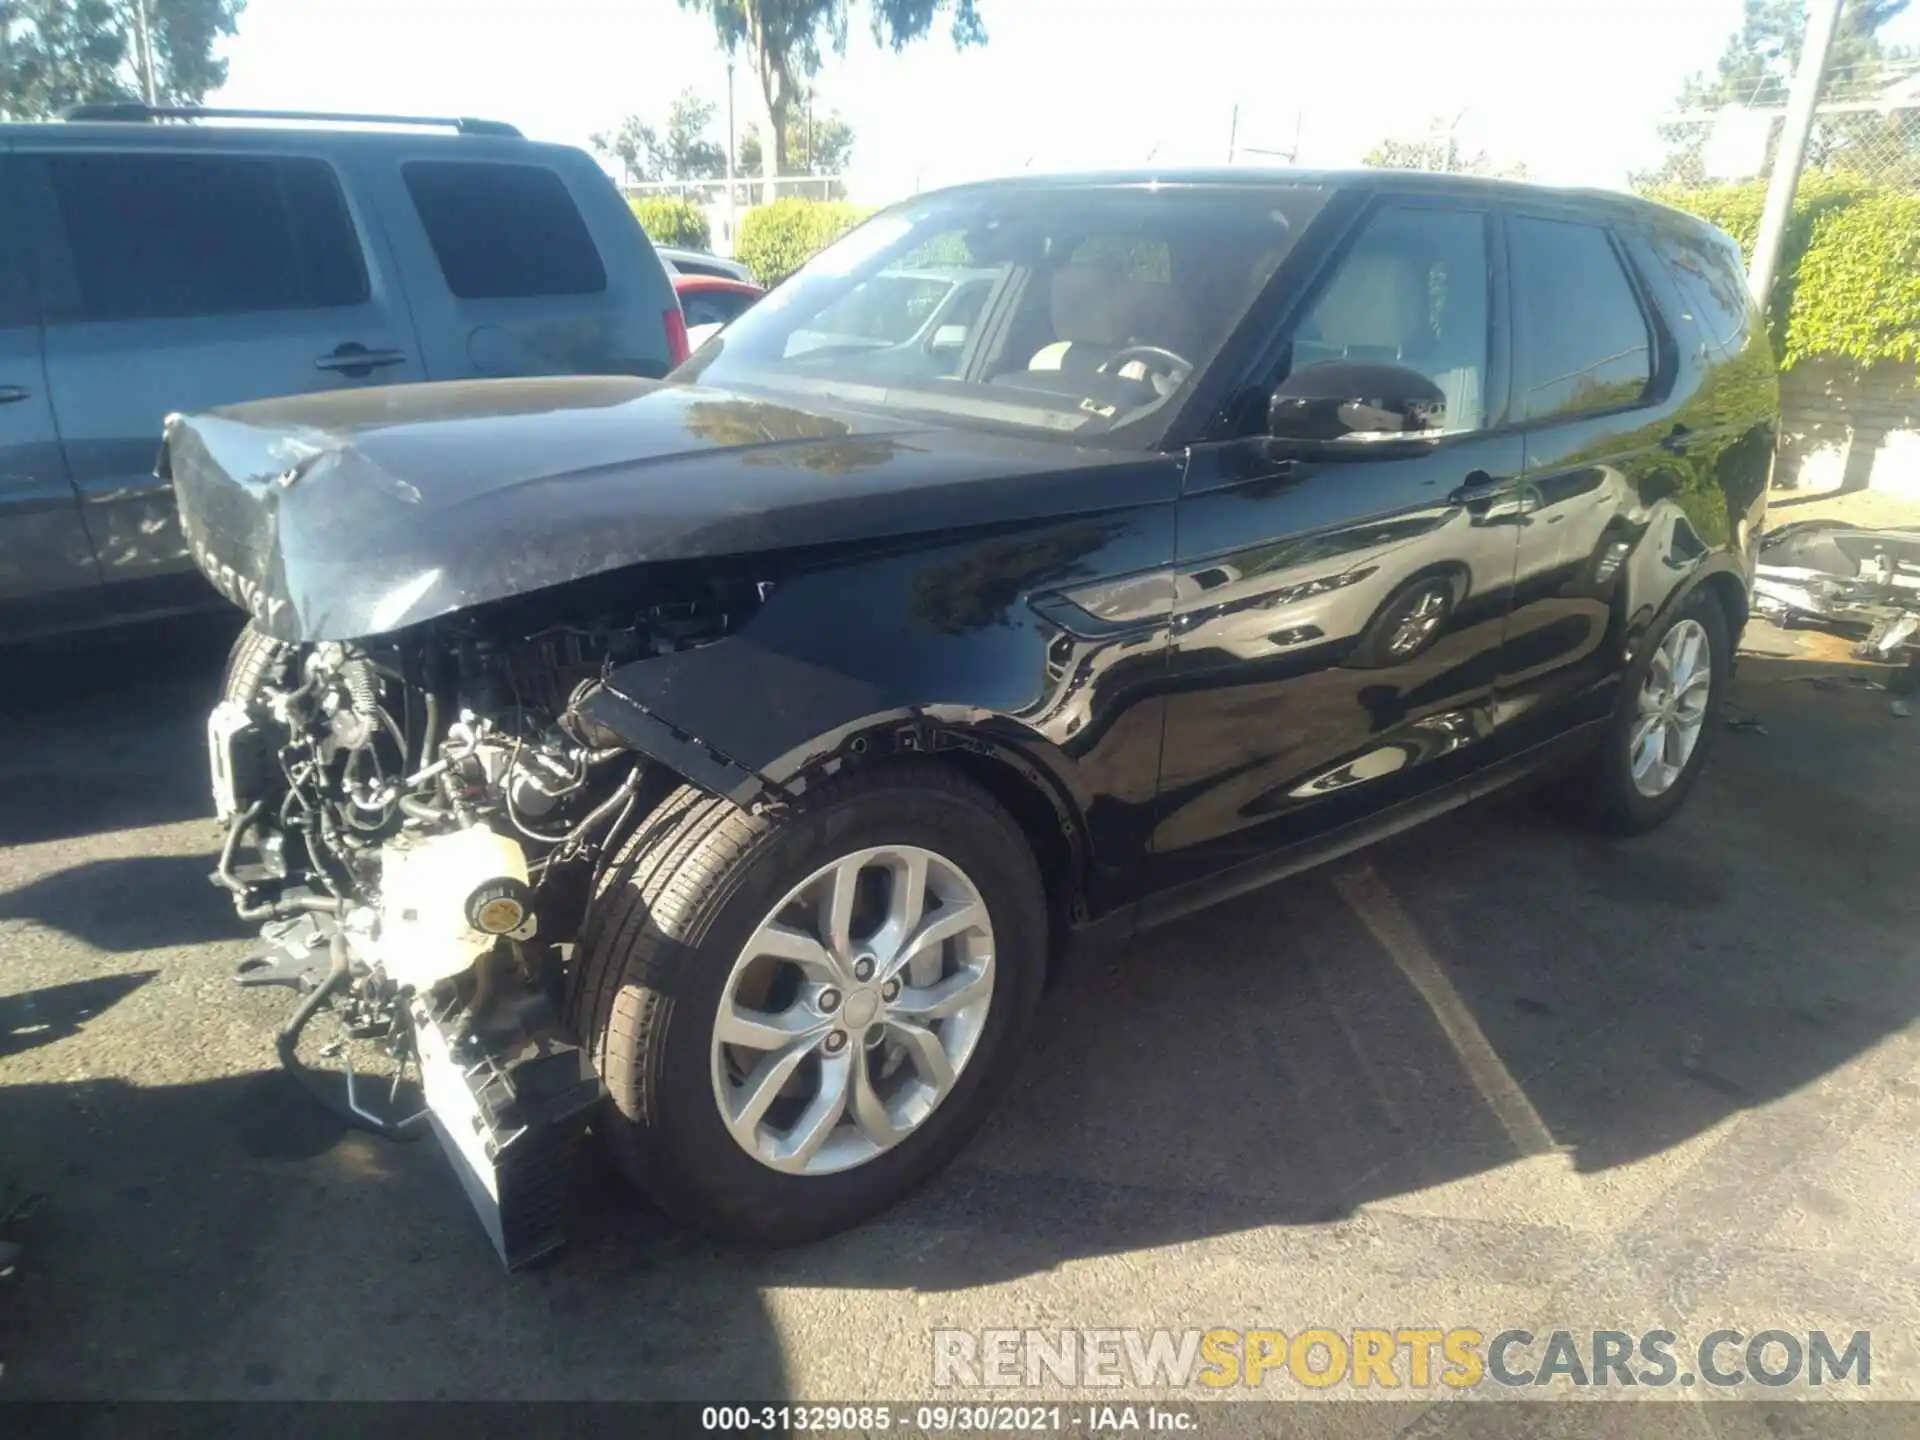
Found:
[723,59,737,257]
[1226,103,1239,164]
[131,0,159,105]
[1748,0,1843,312]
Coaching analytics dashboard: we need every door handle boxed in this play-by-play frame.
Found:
[315,343,409,377]
[1448,471,1509,506]
[1660,424,1693,455]
[0,384,31,405]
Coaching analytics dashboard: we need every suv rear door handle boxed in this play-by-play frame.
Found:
[0,385,30,405]
[315,344,409,376]
[1448,471,1509,506]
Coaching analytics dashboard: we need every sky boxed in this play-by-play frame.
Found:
[213,0,1920,201]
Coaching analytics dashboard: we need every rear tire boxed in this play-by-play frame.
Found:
[1575,588,1729,835]
[570,763,1047,1245]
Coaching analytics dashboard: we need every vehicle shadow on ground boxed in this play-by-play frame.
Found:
[0,615,240,847]
[5,626,1918,1398]
[0,972,157,1060]
[0,854,253,951]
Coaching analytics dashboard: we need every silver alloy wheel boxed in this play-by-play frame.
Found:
[710,844,996,1175]
[1388,587,1450,657]
[1629,617,1713,797]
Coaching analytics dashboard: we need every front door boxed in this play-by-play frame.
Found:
[1150,200,1525,893]
[16,146,427,588]
[0,157,98,625]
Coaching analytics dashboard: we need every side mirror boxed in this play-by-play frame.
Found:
[1269,360,1447,445]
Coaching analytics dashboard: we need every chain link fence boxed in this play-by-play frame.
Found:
[1645,62,1920,190]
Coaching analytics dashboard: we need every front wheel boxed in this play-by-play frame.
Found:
[1577,589,1729,834]
[570,764,1048,1244]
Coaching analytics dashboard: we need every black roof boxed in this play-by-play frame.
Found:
[916,166,1727,242]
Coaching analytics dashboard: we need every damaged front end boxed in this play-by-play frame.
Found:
[207,572,765,1268]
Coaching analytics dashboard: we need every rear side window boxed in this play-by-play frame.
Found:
[404,161,606,299]
[1657,229,1752,356]
[40,153,367,322]
[1510,215,1653,423]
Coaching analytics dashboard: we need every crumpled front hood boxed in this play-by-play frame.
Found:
[163,375,1139,641]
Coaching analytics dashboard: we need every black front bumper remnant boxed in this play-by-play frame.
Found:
[411,985,602,1270]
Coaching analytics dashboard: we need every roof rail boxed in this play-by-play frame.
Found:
[57,103,523,137]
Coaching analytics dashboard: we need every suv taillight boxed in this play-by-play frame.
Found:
[665,307,691,367]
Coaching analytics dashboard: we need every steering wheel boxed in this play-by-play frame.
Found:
[1096,344,1195,388]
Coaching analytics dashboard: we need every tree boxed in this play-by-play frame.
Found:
[1647,0,1916,185]
[592,89,726,186]
[590,114,658,184]
[737,102,853,175]
[1364,122,1526,179]
[678,0,982,198]
[655,88,727,178]
[0,0,243,119]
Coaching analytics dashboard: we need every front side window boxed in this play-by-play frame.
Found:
[683,184,1329,444]
[404,161,606,300]
[1288,205,1491,432]
[1510,215,1653,423]
[41,153,367,322]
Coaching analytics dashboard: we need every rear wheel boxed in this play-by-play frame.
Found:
[1575,589,1728,834]
[571,764,1047,1244]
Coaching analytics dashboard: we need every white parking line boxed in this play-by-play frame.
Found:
[1333,862,1559,1160]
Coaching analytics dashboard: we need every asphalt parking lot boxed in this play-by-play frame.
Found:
[3,607,1919,1430]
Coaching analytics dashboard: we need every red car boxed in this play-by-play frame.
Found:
[672,273,765,351]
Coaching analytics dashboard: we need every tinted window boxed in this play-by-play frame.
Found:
[1658,228,1751,355]
[1511,216,1653,422]
[404,161,606,299]
[1292,206,1491,432]
[42,153,367,322]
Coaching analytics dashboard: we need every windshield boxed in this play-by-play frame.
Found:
[679,182,1329,444]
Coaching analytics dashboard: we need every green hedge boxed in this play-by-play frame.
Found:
[629,196,711,252]
[1642,177,1920,369]
[735,200,868,286]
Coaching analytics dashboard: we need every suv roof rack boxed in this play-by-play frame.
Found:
[57,103,523,137]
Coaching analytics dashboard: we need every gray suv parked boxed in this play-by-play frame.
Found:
[0,105,685,640]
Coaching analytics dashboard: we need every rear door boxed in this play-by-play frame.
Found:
[0,153,99,620]
[18,144,426,584]
[1493,208,1696,736]
[362,147,676,379]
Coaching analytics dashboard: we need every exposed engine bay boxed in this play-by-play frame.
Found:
[209,566,763,1266]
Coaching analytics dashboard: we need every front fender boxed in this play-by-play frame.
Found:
[573,505,1180,902]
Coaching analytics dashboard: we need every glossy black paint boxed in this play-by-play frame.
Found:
[171,171,1777,936]
[163,376,1173,642]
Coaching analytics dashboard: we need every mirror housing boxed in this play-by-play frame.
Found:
[1269,360,1447,446]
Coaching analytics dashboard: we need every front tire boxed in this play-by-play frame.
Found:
[1578,588,1729,834]
[570,764,1047,1245]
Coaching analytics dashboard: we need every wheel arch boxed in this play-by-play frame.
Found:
[573,683,1099,970]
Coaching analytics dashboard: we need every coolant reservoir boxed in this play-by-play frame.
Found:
[377,825,530,989]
